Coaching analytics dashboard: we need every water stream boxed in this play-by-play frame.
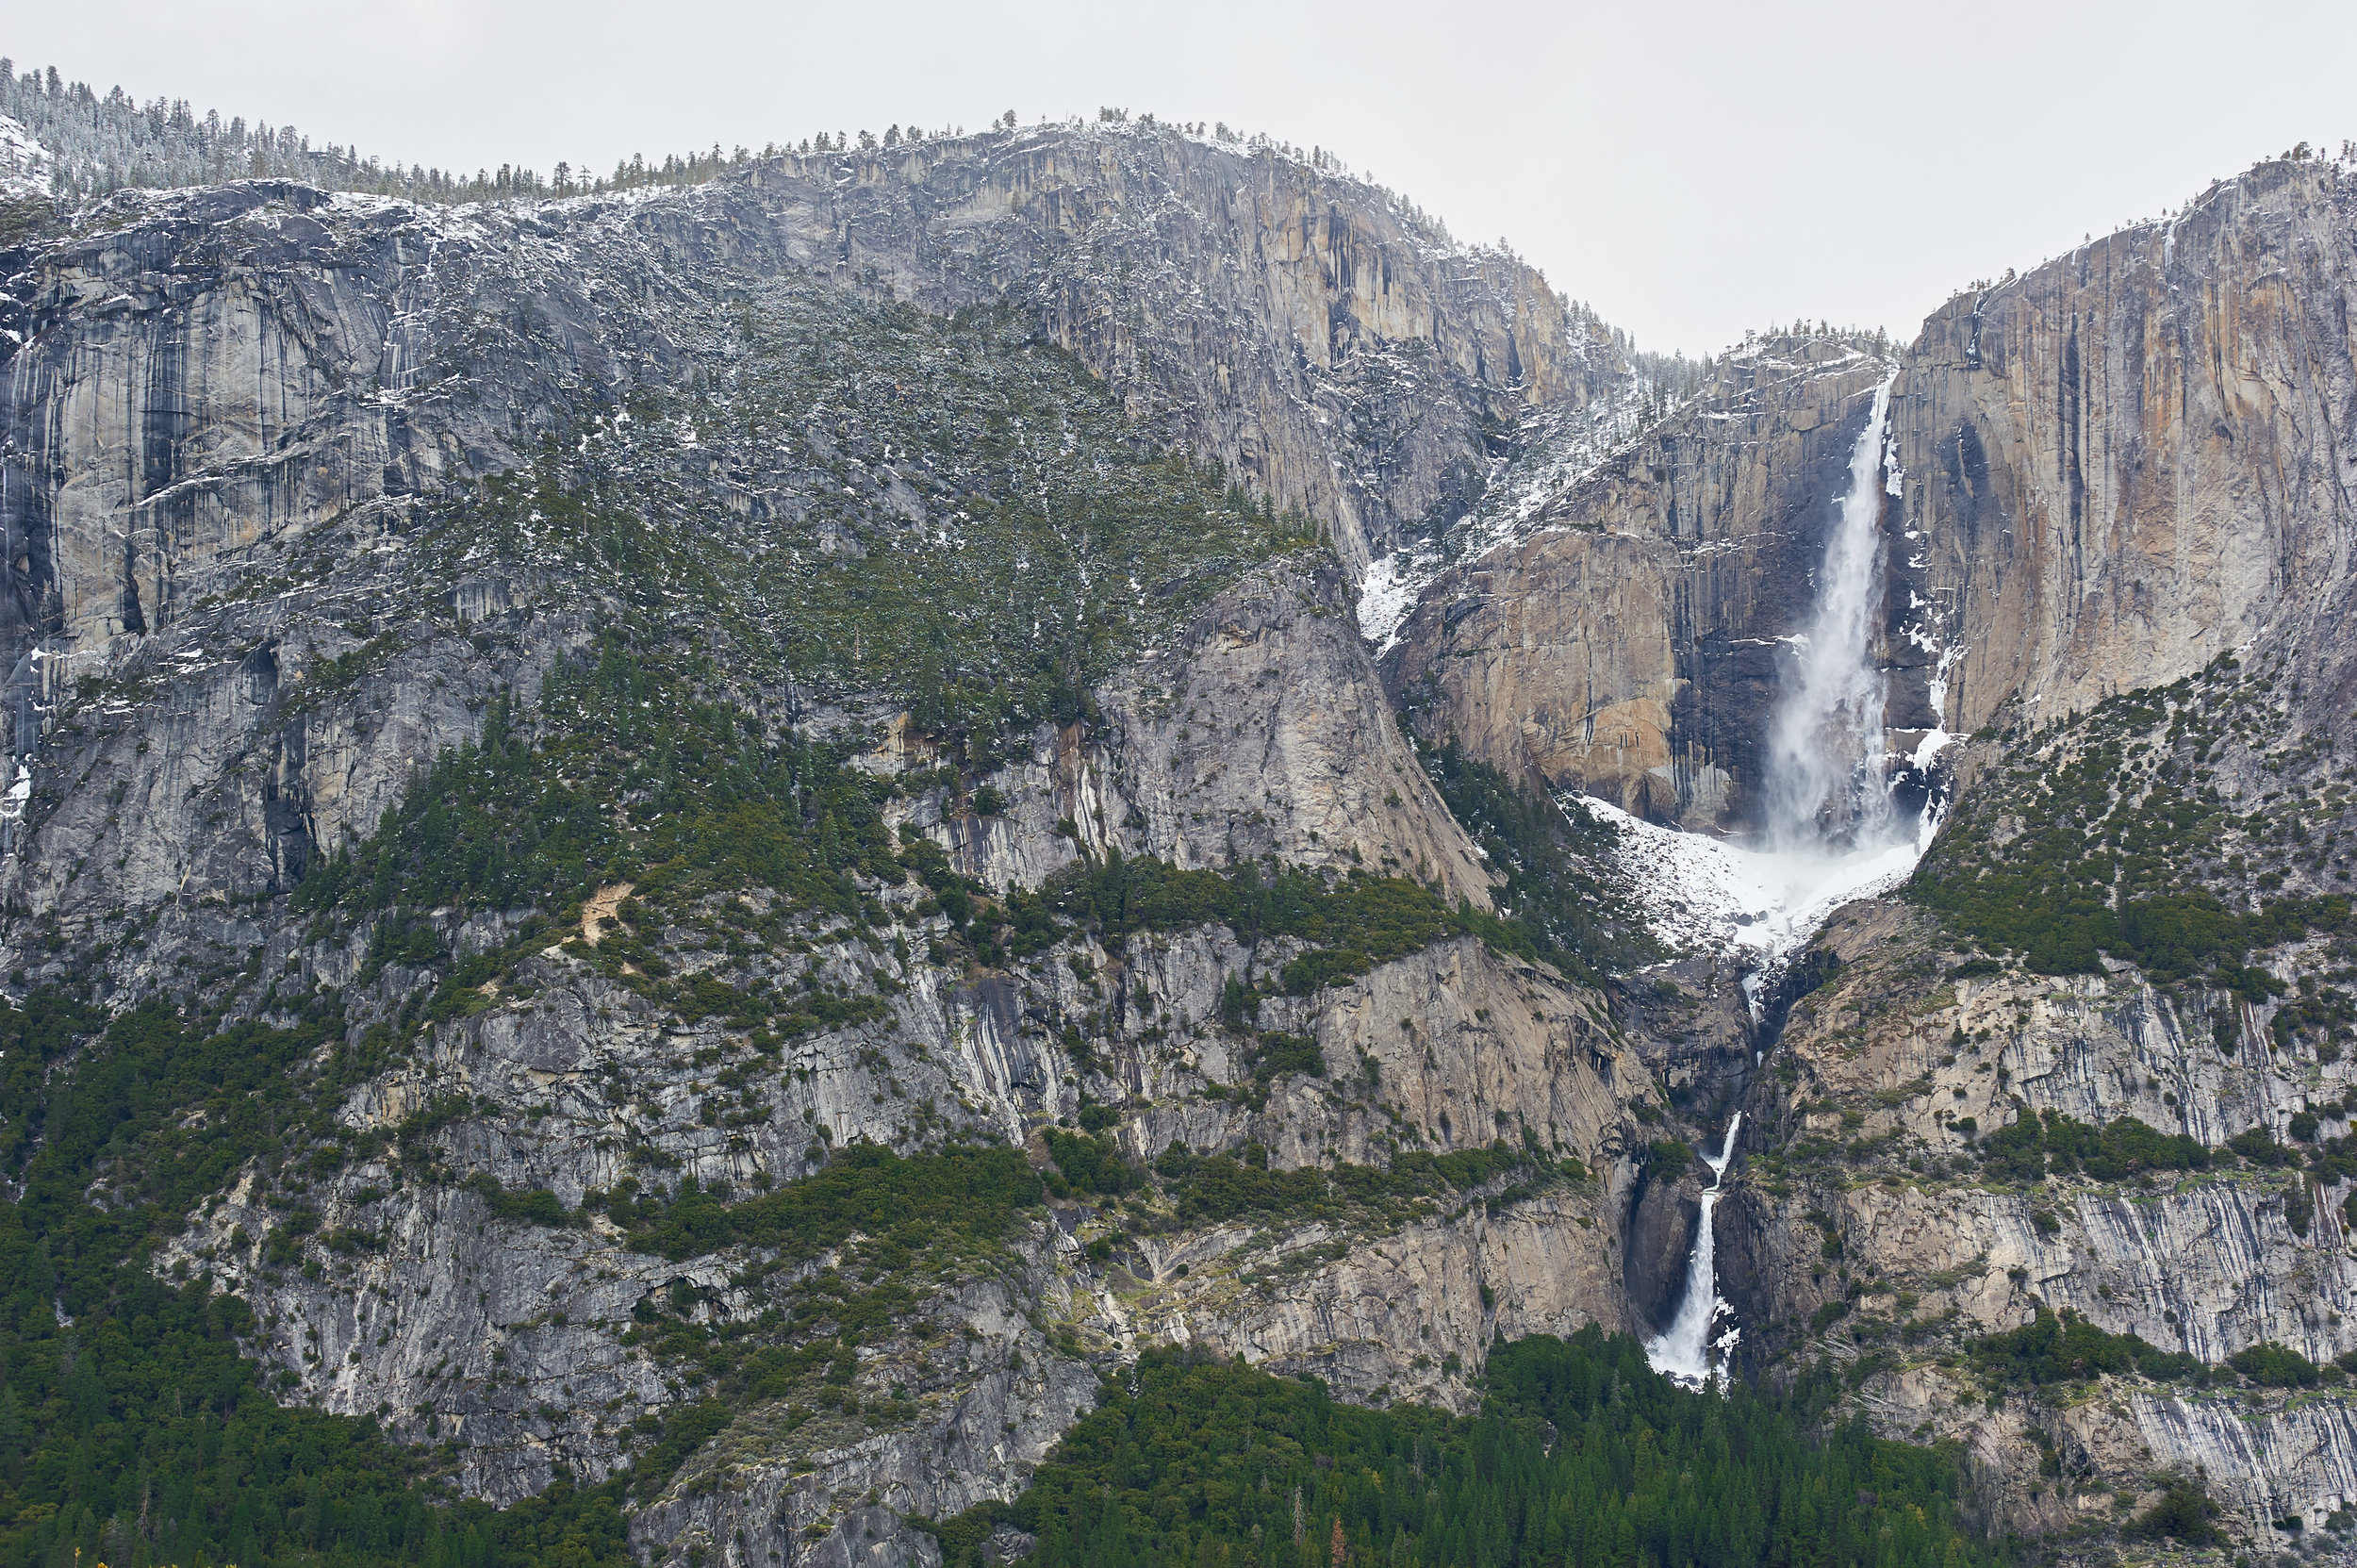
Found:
[1640,373,1905,1386]
[1643,1113,1743,1386]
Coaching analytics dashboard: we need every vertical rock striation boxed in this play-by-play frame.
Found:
[1384,339,1897,829]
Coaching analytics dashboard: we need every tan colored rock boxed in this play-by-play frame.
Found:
[1392,161,2357,831]
[1902,159,2357,732]
[1386,346,1894,828]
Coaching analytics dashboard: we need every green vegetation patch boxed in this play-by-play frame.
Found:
[1045,848,1556,999]
[1969,1104,2355,1196]
[931,1328,1991,1568]
[605,1147,1047,1476]
[295,643,899,925]
[1150,1139,1582,1226]
[608,1142,1040,1262]
[288,632,932,1048]
[1912,666,2350,982]
[2302,1123,2357,1182]
[1968,1306,2204,1386]
[2227,1340,2331,1388]
[0,992,635,1568]
[1041,1130,1144,1200]
[731,289,1320,738]
[1047,850,1459,987]
[1970,1305,2357,1404]
[1418,738,1662,979]
[1976,1109,2212,1184]
[2128,1481,2224,1546]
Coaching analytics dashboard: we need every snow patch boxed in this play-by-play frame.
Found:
[0,115,51,201]
[1355,376,1660,650]
[1354,552,1424,651]
[1578,796,1925,975]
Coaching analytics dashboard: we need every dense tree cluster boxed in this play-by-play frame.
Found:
[1968,1306,2204,1388]
[933,1329,1992,1568]
[618,1143,1037,1262]
[1974,1108,2213,1184]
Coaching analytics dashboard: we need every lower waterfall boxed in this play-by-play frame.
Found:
[1643,1113,1743,1387]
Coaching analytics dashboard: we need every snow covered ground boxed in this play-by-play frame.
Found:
[1580,795,1932,984]
[1356,382,1658,652]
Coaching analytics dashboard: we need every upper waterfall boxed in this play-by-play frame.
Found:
[1763,373,1902,853]
[1586,370,1937,994]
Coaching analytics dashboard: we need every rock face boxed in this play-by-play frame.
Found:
[1390,159,2357,832]
[1622,1167,1700,1333]
[1094,558,1497,905]
[1898,157,2357,735]
[0,122,1619,677]
[260,610,1641,1544]
[1716,897,2357,1541]
[1373,149,2357,1549]
[1383,340,1913,830]
[0,129,1671,1568]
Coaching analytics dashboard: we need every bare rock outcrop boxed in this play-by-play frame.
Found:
[1900,157,2357,734]
[1386,158,2357,831]
[1384,340,1899,829]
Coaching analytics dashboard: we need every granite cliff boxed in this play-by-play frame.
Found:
[0,118,1666,1568]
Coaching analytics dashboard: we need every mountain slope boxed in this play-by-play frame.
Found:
[0,120,1682,1568]
[8,87,2356,1565]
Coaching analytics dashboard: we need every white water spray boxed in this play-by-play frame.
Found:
[1644,1113,1742,1387]
[1763,373,1902,852]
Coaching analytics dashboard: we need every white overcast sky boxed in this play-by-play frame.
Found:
[5,0,2352,357]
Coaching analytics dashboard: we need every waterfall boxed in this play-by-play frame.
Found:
[1762,373,1901,852]
[1644,1113,1743,1387]
[1636,372,1922,1387]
